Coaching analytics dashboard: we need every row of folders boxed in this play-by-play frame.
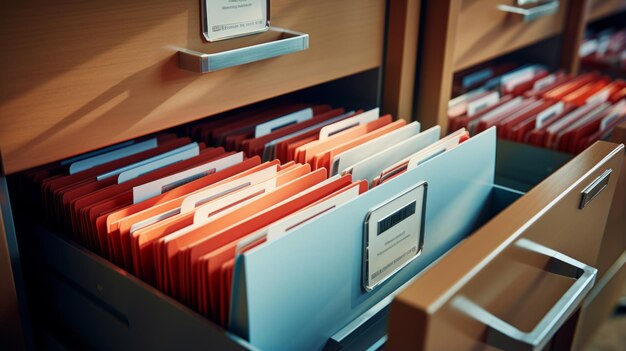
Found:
[449,64,626,154]
[580,27,626,74]
[22,102,499,350]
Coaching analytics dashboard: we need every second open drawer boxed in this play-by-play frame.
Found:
[387,140,624,350]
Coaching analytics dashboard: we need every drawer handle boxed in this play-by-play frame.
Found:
[579,169,612,209]
[497,1,560,22]
[452,238,597,351]
[178,27,309,73]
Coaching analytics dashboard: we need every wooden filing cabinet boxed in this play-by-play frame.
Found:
[388,0,626,349]
[0,0,386,174]
[454,0,568,71]
[0,0,624,350]
[413,0,596,131]
[571,121,626,350]
[0,1,389,349]
[588,0,626,21]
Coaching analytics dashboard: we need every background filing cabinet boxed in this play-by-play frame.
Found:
[388,0,626,349]
[409,0,626,129]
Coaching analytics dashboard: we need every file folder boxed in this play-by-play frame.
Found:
[230,127,497,350]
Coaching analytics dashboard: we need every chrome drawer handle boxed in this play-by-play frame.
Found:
[580,169,612,209]
[452,238,597,351]
[497,1,560,22]
[178,27,309,73]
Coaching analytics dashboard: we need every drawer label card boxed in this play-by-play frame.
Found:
[535,101,564,129]
[202,0,269,42]
[362,182,426,291]
[467,91,500,117]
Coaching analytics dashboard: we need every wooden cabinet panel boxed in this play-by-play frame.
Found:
[0,0,385,174]
[454,0,568,70]
[588,0,626,21]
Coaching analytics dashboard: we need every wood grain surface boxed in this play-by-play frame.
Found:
[0,0,385,174]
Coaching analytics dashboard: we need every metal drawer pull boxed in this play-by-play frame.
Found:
[580,169,612,209]
[178,27,309,73]
[497,1,560,22]
[452,238,597,351]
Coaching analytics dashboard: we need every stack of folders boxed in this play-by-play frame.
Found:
[25,103,495,349]
[449,64,626,154]
[580,28,626,75]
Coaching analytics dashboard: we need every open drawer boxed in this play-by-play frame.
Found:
[386,140,624,350]
[11,126,622,350]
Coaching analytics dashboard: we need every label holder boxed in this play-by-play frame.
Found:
[362,182,427,292]
[202,0,271,42]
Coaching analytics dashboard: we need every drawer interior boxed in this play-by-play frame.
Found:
[9,137,569,350]
[580,10,626,79]
[5,70,383,350]
[4,66,588,348]
[11,177,525,351]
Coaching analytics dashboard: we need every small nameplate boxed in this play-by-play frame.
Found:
[202,0,269,42]
[362,182,426,291]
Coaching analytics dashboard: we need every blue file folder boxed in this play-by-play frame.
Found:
[231,127,497,350]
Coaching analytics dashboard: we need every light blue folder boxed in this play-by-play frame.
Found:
[230,127,497,350]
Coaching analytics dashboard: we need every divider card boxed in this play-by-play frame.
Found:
[314,119,405,175]
[254,108,314,138]
[202,0,269,42]
[346,126,441,184]
[96,143,199,181]
[132,152,245,204]
[231,127,497,350]
[331,121,421,176]
[261,110,357,161]
[66,140,137,170]
[318,108,380,139]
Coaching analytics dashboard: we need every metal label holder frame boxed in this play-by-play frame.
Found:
[362,182,427,292]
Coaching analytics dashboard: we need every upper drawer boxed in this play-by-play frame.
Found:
[0,0,385,175]
[454,0,567,70]
[387,141,624,350]
[588,0,626,22]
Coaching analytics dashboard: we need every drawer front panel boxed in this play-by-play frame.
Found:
[454,0,567,70]
[588,0,626,22]
[387,141,624,350]
[0,0,385,174]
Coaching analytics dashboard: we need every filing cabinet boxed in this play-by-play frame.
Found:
[392,0,626,348]
[454,0,568,71]
[1,0,625,350]
[0,1,389,349]
[412,0,625,131]
[588,0,626,22]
